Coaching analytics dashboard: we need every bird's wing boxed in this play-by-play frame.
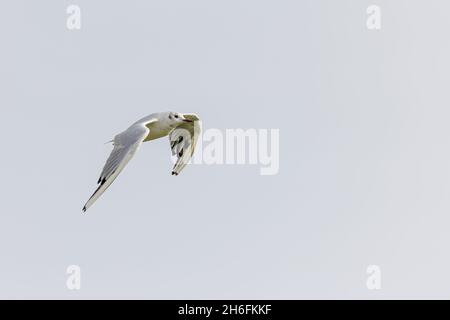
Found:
[83,124,149,212]
[169,115,201,175]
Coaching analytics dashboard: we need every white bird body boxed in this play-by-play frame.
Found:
[82,111,201,212]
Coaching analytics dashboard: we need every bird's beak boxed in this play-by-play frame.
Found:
[181,115,193,122]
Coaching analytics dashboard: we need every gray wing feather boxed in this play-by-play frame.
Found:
[83,124,149,212]
[98,143,130,184]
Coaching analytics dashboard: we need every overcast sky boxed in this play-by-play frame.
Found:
[1,0,450,299]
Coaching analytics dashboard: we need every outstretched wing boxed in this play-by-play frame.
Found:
[169,115,201,175]
[83,124,149,212]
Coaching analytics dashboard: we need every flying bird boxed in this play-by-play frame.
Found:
[82,111,201,212]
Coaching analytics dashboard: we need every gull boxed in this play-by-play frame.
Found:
[82,111,201,212]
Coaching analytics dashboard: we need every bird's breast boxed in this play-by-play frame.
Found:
[143,123,171,142]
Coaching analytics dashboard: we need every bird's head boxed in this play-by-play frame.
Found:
[168,112,194,127]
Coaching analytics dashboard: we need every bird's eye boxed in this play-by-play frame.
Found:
[174,114,179,119]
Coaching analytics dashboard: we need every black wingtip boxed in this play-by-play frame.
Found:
[172,171,178,176]
[82,206,87,213]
